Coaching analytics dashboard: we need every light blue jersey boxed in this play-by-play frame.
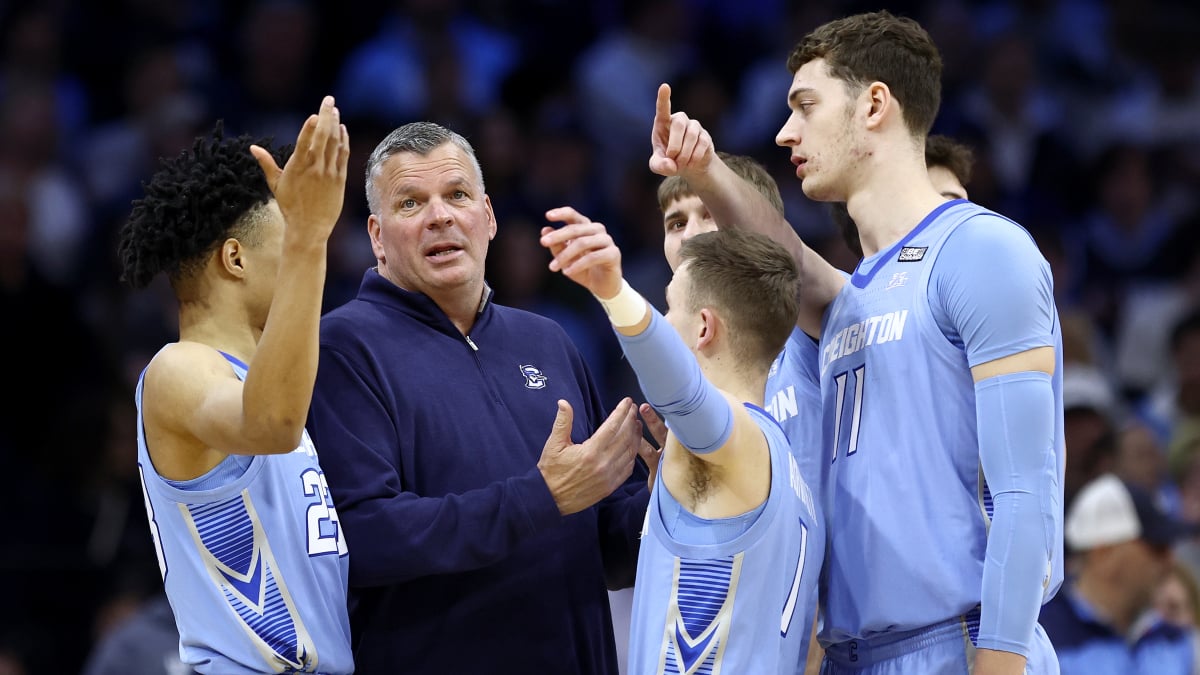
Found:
[765,328,825,502]
[818,200,1065,648]
[136,352,353,674]
[629,404,824,674]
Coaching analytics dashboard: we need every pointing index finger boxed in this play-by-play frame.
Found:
[655,83,672,125]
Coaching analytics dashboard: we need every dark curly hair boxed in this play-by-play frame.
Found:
[117,122,291,289]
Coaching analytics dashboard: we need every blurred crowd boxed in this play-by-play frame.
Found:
[1,0,1199,672]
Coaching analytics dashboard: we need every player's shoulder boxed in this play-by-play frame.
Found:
[146,341,236,387]
[142,342,238,437]
[944,203,1043,259]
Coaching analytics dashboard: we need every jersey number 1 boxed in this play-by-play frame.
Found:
[831,365,865,463]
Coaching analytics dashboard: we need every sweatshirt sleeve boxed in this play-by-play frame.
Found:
[307,345,564,587]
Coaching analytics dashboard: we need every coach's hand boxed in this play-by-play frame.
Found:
[538,398,641,516]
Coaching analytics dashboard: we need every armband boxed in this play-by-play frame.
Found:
[596,279,647,328]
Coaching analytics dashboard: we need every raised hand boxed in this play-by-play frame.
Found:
[251,95,349,245]
[540,206,623,299]
[538,398,642,516]
[648,83,715,178]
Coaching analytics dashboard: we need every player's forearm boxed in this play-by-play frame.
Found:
[686,157,801,253]
[686,159,839,334]
[241,241,328,452]
[975,371,1056,655]
[614,308,732,454]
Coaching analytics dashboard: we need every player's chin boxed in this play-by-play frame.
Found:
[800,178,832,202]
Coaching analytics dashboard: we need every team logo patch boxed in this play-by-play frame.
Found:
[520,364,548,389]
[897,246,927,262]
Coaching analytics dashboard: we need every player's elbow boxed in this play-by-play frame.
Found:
[972,346,1056,382]
[244,415,306,454]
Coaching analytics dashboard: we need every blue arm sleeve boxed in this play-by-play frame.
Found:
[930,217,1061,655]
[615,309,733,454]
[975,371,1057,656]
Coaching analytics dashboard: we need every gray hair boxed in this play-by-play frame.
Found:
[364,121,485,214]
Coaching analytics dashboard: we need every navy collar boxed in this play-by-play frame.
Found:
[356,268,495,337]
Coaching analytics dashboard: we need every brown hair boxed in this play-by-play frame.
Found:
[925,134,975,186]
[787,10,942,138]
[657,152,784,216]
[676,229,799,370]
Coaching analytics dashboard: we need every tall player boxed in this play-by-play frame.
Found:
[540,216,824,674]
[650,10,1065,675]
[116,97,353,674]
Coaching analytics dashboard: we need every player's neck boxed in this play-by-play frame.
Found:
[178,303,259,365]
[700,356,766,406]
[847,158,948,259]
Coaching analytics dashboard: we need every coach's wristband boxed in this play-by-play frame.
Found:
[596,279,647,328]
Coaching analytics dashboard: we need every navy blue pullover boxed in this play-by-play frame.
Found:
[307,270,649,674]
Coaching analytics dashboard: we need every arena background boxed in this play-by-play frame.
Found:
[2,0,1199,672]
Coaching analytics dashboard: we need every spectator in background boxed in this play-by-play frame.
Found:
[1169,423,1200,585]
[950,31,1080,230]
[1062,365,1121,510]
[1155,559,1200,674]
[0,81,91,289]
[1041,473,1197,674]
[223,0,318,144]
[1075,143,1188,334]
[575,0,695,193]
[1141,309,1200,444]
[1114,421,1180,515]
[333,0,518,125]
[1113,245,1200,402]
[81,44,206,224]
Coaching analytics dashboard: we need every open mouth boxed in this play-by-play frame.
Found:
[426,243,463,259]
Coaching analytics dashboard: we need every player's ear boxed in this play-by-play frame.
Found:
[864,81,891,131]
[696,307,718,350]
[219,238,247,279]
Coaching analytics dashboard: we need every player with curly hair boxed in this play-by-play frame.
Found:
[117,96,354,674]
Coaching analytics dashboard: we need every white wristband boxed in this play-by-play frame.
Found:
[595,279,647,328]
